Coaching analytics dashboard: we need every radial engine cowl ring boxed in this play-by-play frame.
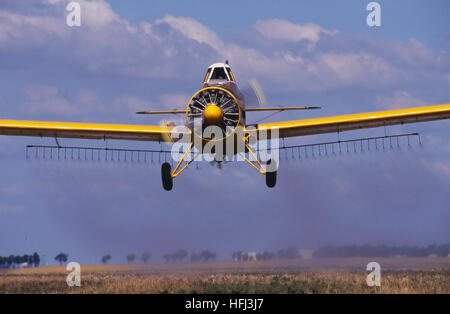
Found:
[186,87,241,141]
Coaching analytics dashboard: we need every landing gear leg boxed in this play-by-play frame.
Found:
[161,142,198,191]
[265,159,277,188]
[161,162,173,191]
[240,143,277,188]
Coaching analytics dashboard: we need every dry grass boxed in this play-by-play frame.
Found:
[0,258,448,294]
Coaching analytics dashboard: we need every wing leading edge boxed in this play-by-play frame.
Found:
[0,120,189,142]
[254,104,450,138]
[1,104,449,142]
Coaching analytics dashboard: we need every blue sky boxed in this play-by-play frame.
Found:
[106,0,450,49]
[0,0,449,265]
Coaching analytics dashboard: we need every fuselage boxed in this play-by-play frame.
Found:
[185,62,248,156]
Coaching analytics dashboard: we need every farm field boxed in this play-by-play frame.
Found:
[0,258,449,294]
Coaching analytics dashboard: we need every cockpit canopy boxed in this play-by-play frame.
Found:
[204,63,235,83]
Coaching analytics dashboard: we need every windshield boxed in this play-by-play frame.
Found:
[209,67,228,81]
[203,68,211,82]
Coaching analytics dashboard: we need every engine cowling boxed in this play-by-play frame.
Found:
[186,87,241,141]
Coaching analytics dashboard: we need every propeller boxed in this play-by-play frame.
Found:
[241,78,267,108]
[186,87,240,141]
[158,117,189,144]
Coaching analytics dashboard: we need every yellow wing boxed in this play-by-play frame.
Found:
[254,104,450,138]
[0,119,190,142]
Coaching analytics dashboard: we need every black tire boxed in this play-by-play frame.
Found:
[161,162,173,191]
[265,159,277,188]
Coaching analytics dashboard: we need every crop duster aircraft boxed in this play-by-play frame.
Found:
[1,61,450,191]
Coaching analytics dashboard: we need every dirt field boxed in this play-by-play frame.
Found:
[1,258,449,294]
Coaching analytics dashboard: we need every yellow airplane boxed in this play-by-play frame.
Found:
[1,61,450,191]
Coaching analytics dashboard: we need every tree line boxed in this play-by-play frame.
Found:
[232,247,300,261]
[313,243,450,258]
[99,252,152,264]
[100,243,450,264]
[163,249,216,263]
[98,249,218,264]
[5,243,447,268]
[0,253,40,269]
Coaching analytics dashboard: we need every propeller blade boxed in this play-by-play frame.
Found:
[241,78,267,108]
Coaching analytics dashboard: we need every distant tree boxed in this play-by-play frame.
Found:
[26,254,33,266]
[141,252,151,264]
[0,254,41,268]
[126,253,136,264]
[7,255,14,268]
[21,255,29,267]
[32,253,40,267]
[14,255,22,267]
[102,254,112,264]
[54,253,68,265]
[173,249,188,262]
[200,250,216,262]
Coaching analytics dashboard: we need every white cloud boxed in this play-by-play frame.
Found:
[44,0,64,4]
[389,38,438,67]
[0,10,69,42]
[254,19,337,45]
[155,15,223,49]
[317,52,400,87]
[77,0,122,29]
[0,1,448,115]
[283,53,304,64]
[42,0,126,30]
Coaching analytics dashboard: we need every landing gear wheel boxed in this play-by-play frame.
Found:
[161,162,173,191]
[265,159,277,188]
